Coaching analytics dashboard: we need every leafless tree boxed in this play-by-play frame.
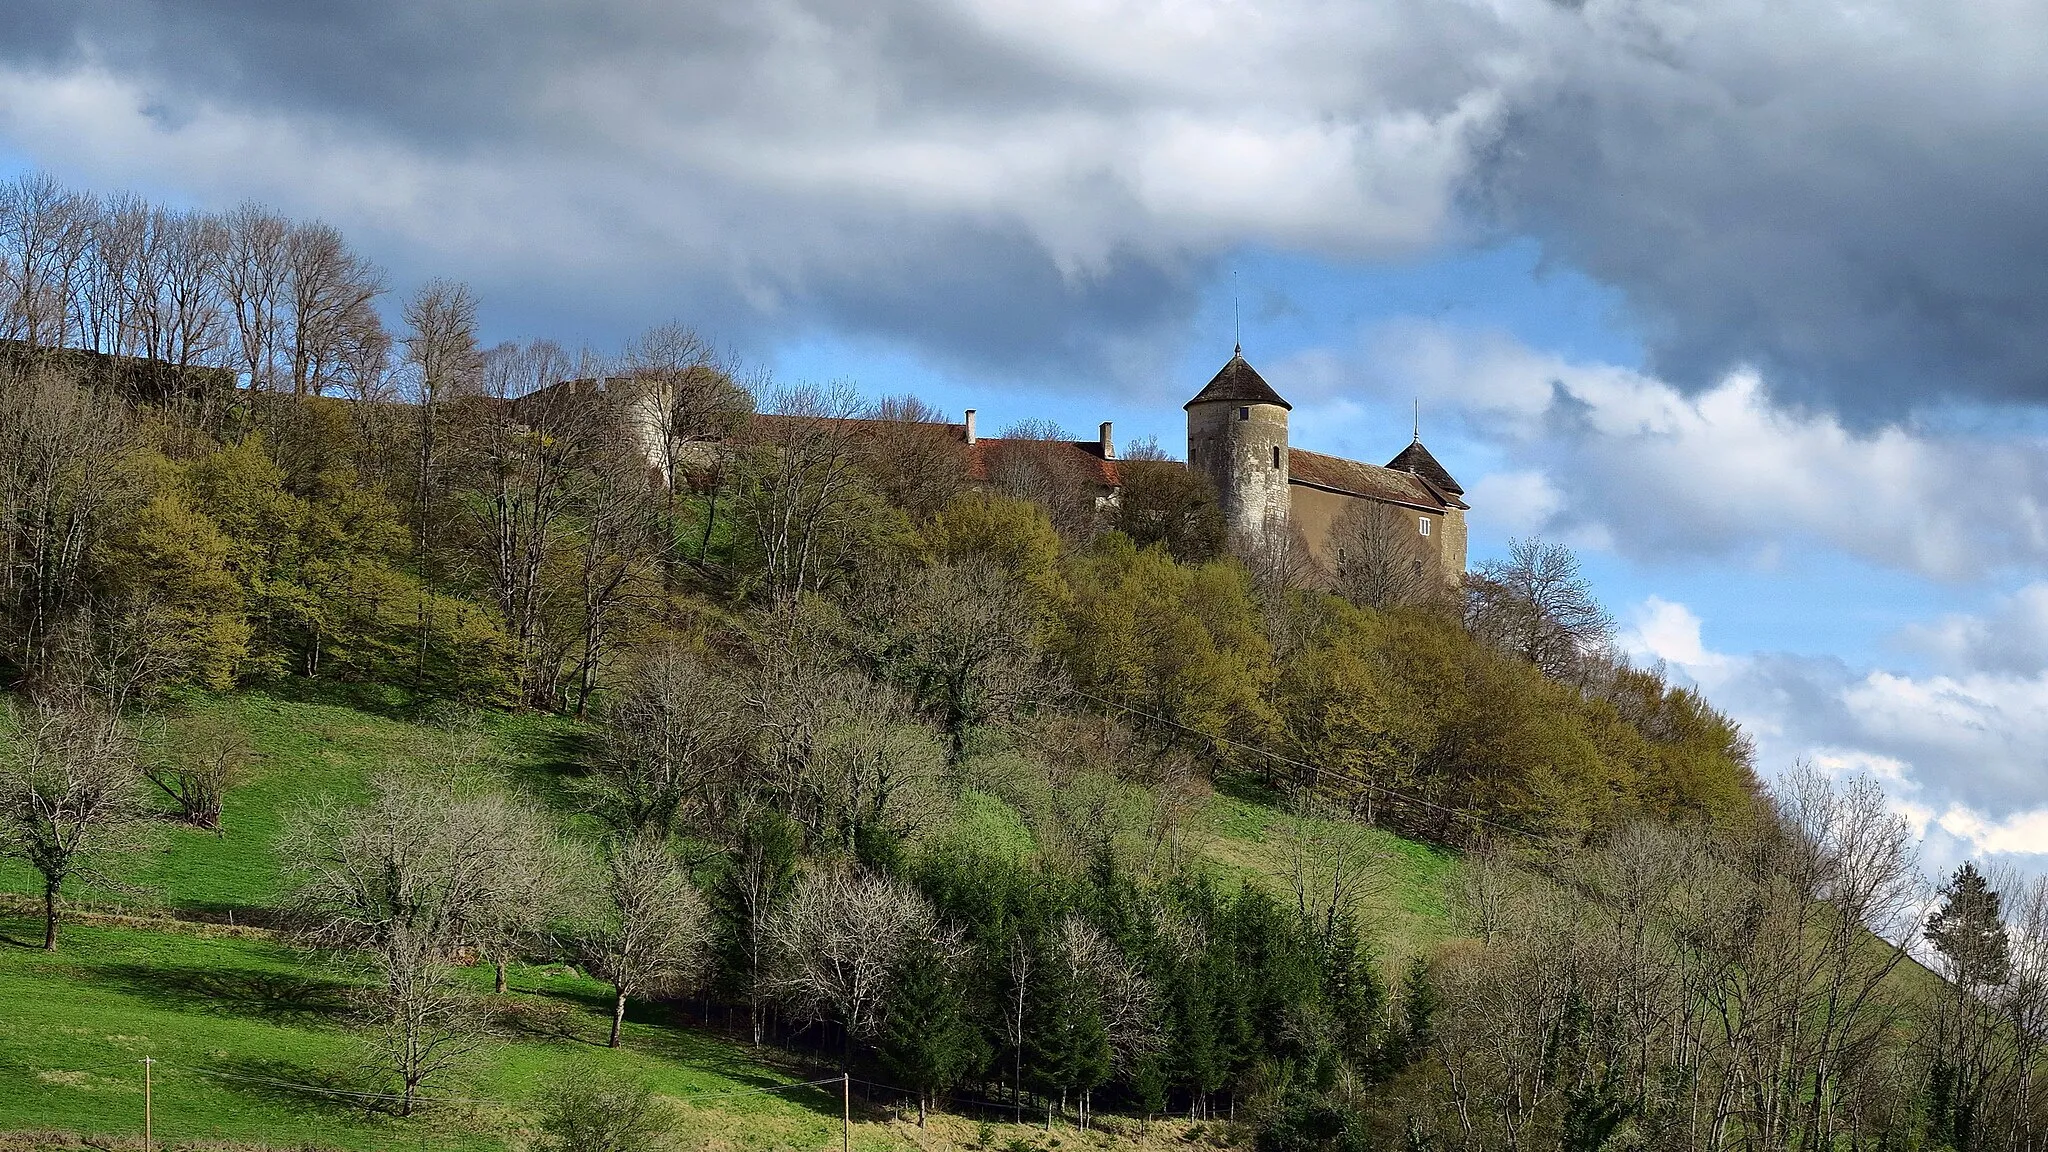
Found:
[472,339,585,707]
[0,701,148,949]
[1237,512,1318,597]
[399,280,483,685]
[1278,789,1389,952]
[284,221,386,397]
[130,206,228,378]
[854,558,1059,761]
[859,394,967,520]
[585,833,713,1048]
[1331,500,1440,612]
[1465,536,1615,680]
[986,419,1098,539]
[616,323,752,581]
[771,866,942,1066]
[734,382,886,603]
[0,367,133,685]
[143,708,253,833]
[587,648,752,841]
[0,173,92,350]
[283,770,559,1114]
[220,203,292,391]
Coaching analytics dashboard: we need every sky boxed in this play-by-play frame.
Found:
[7,0,2048,874]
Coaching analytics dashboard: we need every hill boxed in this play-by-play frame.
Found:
[0,691,1465,1150]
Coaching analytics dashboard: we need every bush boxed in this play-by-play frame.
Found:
[534,1075,675,1152]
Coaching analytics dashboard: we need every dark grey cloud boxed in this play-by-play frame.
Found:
[1477,1,2048,418]
[7,0,2048,416]
[0,0,1499,381]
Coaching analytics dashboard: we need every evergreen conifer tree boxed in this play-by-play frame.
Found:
[1927,862,2012,986]
[878,936,982,1126]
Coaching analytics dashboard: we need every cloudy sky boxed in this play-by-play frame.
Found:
[9,0,2048,870]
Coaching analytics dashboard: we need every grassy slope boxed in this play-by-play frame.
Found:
[0,692,1465,1149]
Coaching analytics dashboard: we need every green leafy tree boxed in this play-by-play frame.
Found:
[1927,862,2012,987]
[879,935,984,1125]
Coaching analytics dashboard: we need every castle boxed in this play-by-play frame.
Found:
[526,346,1467,579]
[1182,347,1467,577]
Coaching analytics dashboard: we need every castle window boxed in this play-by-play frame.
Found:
[1271,446,1280,468]
[1419,517,1432,537]
[1237,406,1250,421]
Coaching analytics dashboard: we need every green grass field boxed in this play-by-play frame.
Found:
[0,692,1465,1149]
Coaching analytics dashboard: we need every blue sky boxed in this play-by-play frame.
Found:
[8,0,2048,871]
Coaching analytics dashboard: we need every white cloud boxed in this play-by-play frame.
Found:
[1629,594,2048,865]
[1353,322,2048,579]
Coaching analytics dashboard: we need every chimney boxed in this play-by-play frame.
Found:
[964,409,977,445]
[1099,421,1115,459]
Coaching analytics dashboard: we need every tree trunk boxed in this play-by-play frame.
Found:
[42,880,59,951]
[917,1094,927,1127]
[610,988,627,1048]
[494,958,507,995]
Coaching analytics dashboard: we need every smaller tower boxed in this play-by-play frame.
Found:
[1186,347,1292,543]
[1386,435,1468,575]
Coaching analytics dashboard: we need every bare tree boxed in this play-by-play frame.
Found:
[617,323,752,581]
[0,701,148,949]
[143,708,253,833]
[854,558,1059,762]
[1331,500,1440,612]
[585,648,751,841]
[283,771,558,1114]
[284,221,386,397]
[771,866,942,1067]
[0,173,92,350]
[0,367,133,685]
[220,203,292,391]
[734,382,886,603]
[1465,536,1615,680]
[1278,789,1389,952]
[859,394,967,520]
[399,280,483,687]
[130,207,228,378]
[986,419,1097,539]
[585,833,713,1048]
[472,339,585,707]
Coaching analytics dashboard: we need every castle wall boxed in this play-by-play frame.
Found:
[1289,483,1455,579]
[1188,400,1289,541]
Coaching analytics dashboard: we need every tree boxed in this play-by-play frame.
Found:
[854,559,1060,761]
[399,280,483,689]
[1111,442,1224,564]
[733,382,901,602]
[771,866,941,1066]
[585,833,713,1048]
[283,221,385,398]
[712,806,802,1046]
[283,771,556,1114]
[0,367,133,686]
[534,1075,677,1152]
[1929,862,2012,988]
[585,648,750,841]
[1330,501,1438,612]
[143,707,252,832]
[859,394,967,521]
[879,934,982,1125]
[0,701,147,949]
[1464,537,1614,680]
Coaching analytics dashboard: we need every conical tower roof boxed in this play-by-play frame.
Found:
[1386,438,1463,496]
[1184,348,1292,411]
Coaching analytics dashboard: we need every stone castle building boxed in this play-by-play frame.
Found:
[523,345,1466,578]
[1184,347,1467,577]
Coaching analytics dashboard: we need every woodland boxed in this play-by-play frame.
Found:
[0,171,2040,1152]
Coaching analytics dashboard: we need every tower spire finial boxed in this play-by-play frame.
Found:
[1413,398,1421,442]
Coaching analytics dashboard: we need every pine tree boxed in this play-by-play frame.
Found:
[878,936,982,1126]
[1926,862,2012,986]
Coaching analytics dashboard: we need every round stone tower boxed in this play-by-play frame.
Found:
[1185,347,1292,543]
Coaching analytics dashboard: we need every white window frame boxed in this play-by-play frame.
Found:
[1418,516,1432,537]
